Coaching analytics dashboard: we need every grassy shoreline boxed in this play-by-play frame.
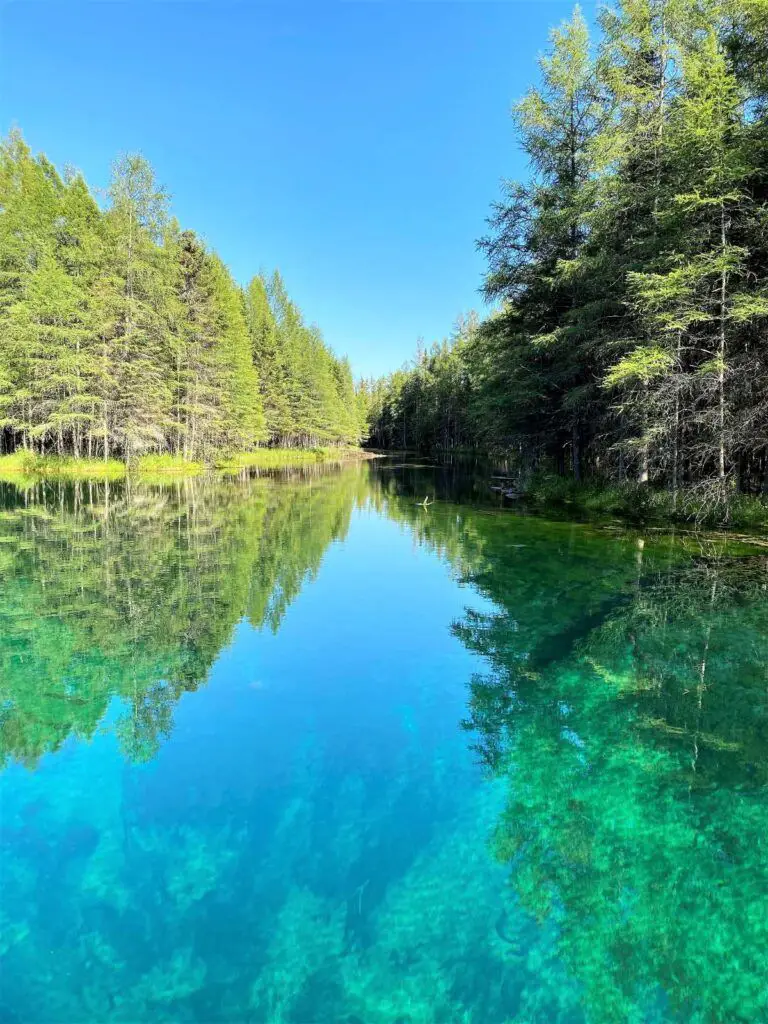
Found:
[215,446,377,473]
[517,473,768,534]
[0,448,378,484]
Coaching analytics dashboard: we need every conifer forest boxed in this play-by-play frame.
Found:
[365,0,768,509]
[4,3,768,1022]
[0,137,364,462]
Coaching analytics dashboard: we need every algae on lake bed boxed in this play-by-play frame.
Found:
[1,459,767,1022]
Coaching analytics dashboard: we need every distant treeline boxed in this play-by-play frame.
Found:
[365,0,768,500]
[0,133,364,461]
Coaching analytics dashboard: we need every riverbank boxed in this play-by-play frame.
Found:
[518,473,768,534]
[0,448,378,484]
[215,447,378,473]
[368,451,768,534]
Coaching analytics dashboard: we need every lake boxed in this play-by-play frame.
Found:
[1,458,767,1023]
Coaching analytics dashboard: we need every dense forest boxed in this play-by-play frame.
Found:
[366,0,768,504]
[0,133,364,461]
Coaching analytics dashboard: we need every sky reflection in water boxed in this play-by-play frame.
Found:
[1,461,767,1022]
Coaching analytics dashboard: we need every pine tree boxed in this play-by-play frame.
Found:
[245,274,292,440]
[0,132,61,449]
[596,0,693,482]
[56,173,106,457]
[368,0,768,509]
[0,132,359,461]
[479,7,606,474]
[102,154,175,459]
[172,229,228,458]
[616,13,767,505]
[207,254,265,452]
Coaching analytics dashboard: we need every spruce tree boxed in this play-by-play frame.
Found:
[102,154,175,459]
[245,274,292,441]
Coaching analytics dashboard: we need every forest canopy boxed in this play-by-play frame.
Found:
[365,0,768,505]
[0,134,364,461]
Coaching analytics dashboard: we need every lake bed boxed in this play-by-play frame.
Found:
[2,459,767,1023]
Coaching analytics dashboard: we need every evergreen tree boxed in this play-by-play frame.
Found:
[0,134,358,461]
[245,274,292,440]
[101,154,175,459]
[367,0,768,509]
[207,253,265,452]
[479,7,607,475]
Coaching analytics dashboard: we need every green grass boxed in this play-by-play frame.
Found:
[521,472,768,533]
[215,446,371,473]
[136,454,205,478]
[0,447,372,484]
[0,452,127,483]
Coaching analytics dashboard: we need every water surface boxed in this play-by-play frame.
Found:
[1,461,767,1022]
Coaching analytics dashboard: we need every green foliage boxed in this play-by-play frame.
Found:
[603,346,675,387]
[0,134,360,462]
[367,0,768,503]
[365,314,480,451]
[0,452,127,481]
[215,446,371,473]
[136,454,205,477]
[523,470,768,529]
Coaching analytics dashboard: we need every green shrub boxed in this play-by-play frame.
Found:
[136,454,205,477]
[0,453,127,482]
[215,447,365,474]
[522,472,767,533]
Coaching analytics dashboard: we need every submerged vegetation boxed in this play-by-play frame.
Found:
[365,0,768,522]
[2,460,767,1021]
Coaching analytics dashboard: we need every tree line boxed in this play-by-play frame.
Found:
[366,0,768,504]
[0,132,364,462]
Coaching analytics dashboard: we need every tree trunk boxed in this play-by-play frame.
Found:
[718,203,728,484]
[638,382,649,484]
[672,334,681,503]
[638,446,649,484]
[572,422,581,482]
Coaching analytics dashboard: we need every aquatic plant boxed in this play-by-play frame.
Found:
[250,886,347,1022]
[2,460,767,1022]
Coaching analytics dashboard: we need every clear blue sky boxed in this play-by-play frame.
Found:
[1,1,596,379]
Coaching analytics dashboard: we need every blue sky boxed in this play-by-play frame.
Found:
[2,1,597,379]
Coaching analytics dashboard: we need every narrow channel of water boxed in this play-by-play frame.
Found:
[1,459,766,1022]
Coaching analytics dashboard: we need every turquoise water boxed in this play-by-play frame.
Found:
[1,460,767,1023]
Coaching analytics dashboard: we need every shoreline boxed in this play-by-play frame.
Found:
[0,448,381,484]
[363,450,768,537]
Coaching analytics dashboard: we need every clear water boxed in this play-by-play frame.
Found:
[1,460,767,1023]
